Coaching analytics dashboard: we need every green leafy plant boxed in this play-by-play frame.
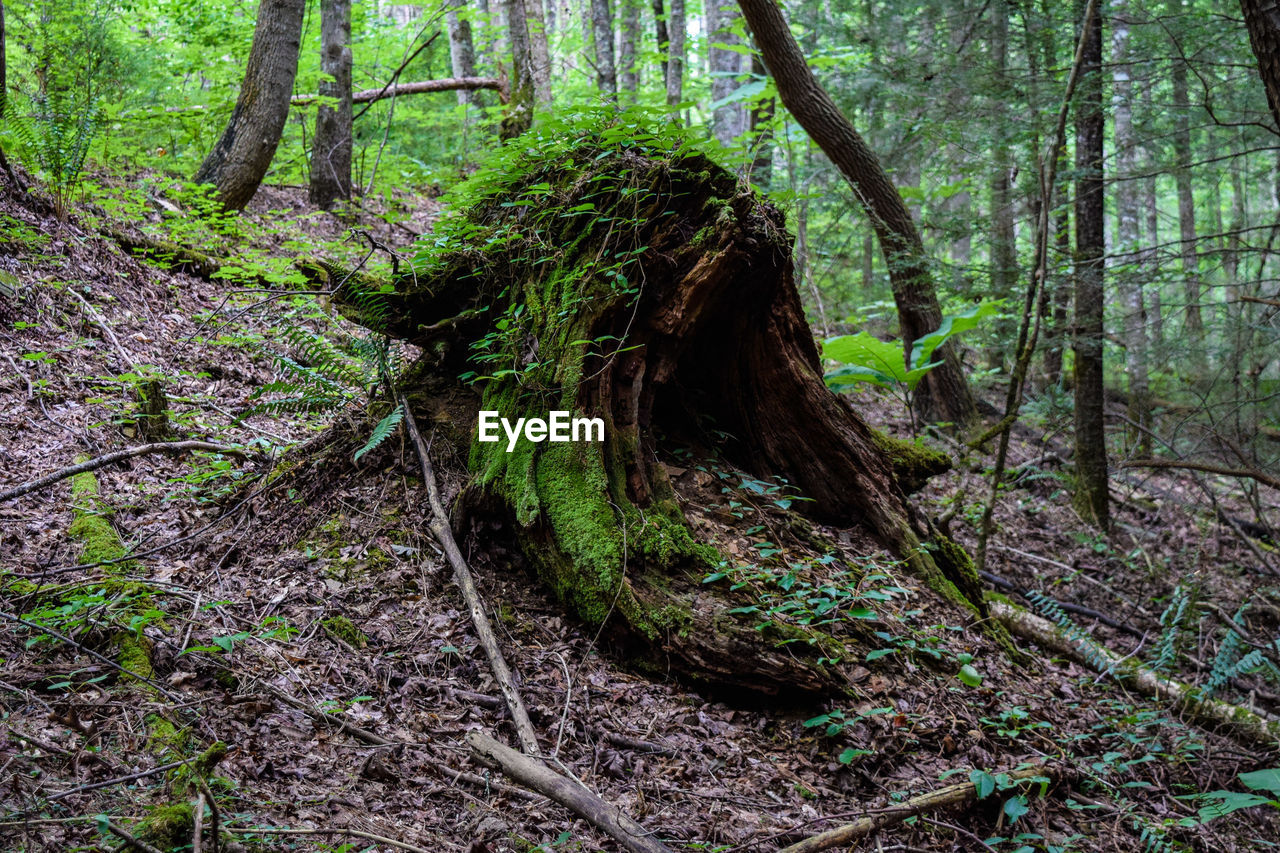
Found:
[1185,768,1280,823]
[823,300,1003,431]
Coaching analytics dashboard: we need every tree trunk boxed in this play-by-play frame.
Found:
[1072,0,1109,529]
[748,54,775,186]
[446,0,479,106]
[988,0,1016,372]
[309,0,353,209]
[620,0,640,96]
[527,0,554,103]
[736,0,977,427]
[1171,56,1204,344]
[652,0,670,84]
[590,0,617,98]
[665,0,685,107]
[708,0,745,147]
[331,139,985,697]
[1111,0,1150,454]
[194,0,306,211]
[503,0,535,137]
[1241,0,1280,132]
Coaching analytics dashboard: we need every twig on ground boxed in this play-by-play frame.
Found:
[1,441,254,503]
[226,825,437,853]
[104,819,166,853]
[399,394,541,756]
[467,730,674,853]
[48,761,184,802]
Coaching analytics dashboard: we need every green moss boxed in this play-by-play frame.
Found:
[114,632,155,682]
[870,430,951,494]
[321,615,369,648]
[68,464,132,570]
[136,802,194,851]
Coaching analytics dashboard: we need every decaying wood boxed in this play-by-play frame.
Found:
[778,764,1055,853]
[991,600,1280,749]
[291,76,508,108]
[466,730,674,853]
[401,394,542,756]
[0,441,252,503]
[1121,457,1280,492]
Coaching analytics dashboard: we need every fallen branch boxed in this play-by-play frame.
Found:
[466,730,674,853]
[293,77,508,108]
[777,764,1053,853]
[106,227,228,281]
[990,600,1280,749]
[1122,457,1280,492]
[978,570,1146,639]
[400,394,541,756]
[227,826,432,853]
[104,819,167,853]
[48,760,183,801]
[1,441,251,503]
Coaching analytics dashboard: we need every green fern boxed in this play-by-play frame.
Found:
[5,92,100,214]
[1026,591,1111,672]
[355,404,404,463]
[1151,585,1191,676]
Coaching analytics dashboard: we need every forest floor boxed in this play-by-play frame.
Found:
[1,172,1279,853]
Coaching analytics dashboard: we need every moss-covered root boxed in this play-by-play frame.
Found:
[134,802,194,851]
[870,430,951,495]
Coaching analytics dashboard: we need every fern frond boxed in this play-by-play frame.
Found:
[1026,591,1111,672]
[354,404,404,462]
[1151,586,1191,676]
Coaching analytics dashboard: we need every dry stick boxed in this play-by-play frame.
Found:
[0,441,253,503]
[192,793,204,853]
[467,730,674,853]
[776,765,1053,853]
[989,600,1280,748]
[66,287,134,370]
[227,826,436,853]
[1121,457,1280,492]
[47,760,184,802]
[293,77,507,107]
[973,0,1101,574]
[264,685,539,800]
[104,819,166,853]
[399,394,542,757]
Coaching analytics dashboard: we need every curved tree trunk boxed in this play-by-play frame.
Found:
[194,0,306,211]
[1242,0,1280,133]
[332,137,984,698]
[309,0,353,208]
[735,0,977,427]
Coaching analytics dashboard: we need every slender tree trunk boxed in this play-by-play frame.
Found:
[1241,0,1280,132]
[989,0,1017,372]
[1143,165,1163,352]
[653,0,670,84]
[1170,56,1204,345]
[665,0,685,107]
[527,0,554,103]
[1111,0,1150,454]
[736,0,977,426]
[447,0,479,106]
[1042,166,1072,387]
[748,53,774,186]
[503,0,535,137]
[590,0,617,98]
[1072,0,1109,529]
[709,0,745,146]
[309,0,353,208]
[620,0,640,96]
[194,0,306,210]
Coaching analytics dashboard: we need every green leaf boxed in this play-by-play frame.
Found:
[957,664,984,688]
[1003,795,1030,823]
[354,404,404,463]
[909,300,1004,370]
[971,769,996,799]
[1240,768,1280,797]
[823,332,907,382]
[838,747,874,764]
[865,648,896,661]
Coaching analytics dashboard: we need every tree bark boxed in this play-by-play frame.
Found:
[590,0,617,98]
[1241,0,1280,132]
[332,142,985,697]
[748,53,775,186]
[1171,56,1204,343]
[665,0,686,107]
[1111,0,1150,454]
[194,0,306,211]
[527,0,554,103]
[708,0,745,147]
[309,0,353,208]
[735,0,977,426]
[1071,0,1108,529]
[503,0,536,137]
[446,0,479,106]
[989,0,1016,371]
[652,0,670,85]
[620,0,640,96]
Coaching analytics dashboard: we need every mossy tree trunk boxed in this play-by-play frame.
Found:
[340,134,982,697]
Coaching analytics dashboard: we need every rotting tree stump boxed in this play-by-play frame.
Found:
[331,127,983,697]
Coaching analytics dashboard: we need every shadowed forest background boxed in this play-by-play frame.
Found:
[1,0,1280,851]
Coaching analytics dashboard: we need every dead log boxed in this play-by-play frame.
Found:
[335,129,983,697]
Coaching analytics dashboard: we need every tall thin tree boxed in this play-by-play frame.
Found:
[309,0,353,208]
[735,0,978,426]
